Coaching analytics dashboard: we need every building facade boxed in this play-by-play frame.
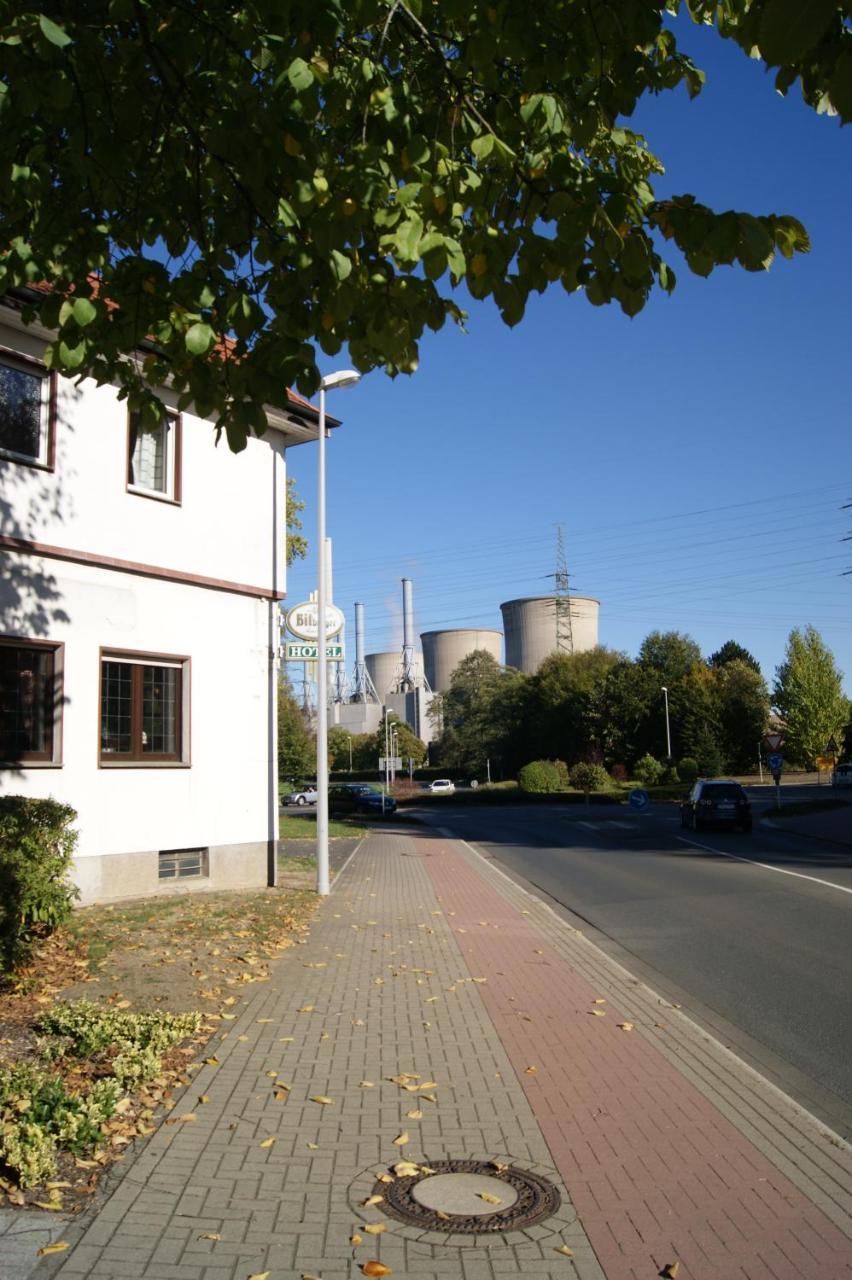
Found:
[0,302,320,904]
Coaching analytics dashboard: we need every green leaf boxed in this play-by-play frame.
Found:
[471,133,495,161]
[72,297,97,327]
[758,0,836,67]
[287,57,314,92]
[185,322,215,355]
[330,249,351,282]
[38,14,72,48]
[58,340,87,368]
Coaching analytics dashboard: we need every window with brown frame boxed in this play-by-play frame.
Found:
[0,638,62,764]
[100,653,188,764]
[0,353,53,467]
[127,409,181,502]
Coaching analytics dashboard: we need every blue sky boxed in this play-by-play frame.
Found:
[285,19,851,695]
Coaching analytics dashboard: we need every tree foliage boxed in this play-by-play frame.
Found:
[433,649,519,775]
[286,476,307,566]
[1,1,843,443]
[709,639,761,673]
[277,674,314,782]
[773,625,847,767]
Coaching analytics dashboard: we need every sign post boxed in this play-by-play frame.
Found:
[767,752,784,810]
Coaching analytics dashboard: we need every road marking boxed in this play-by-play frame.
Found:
[676,837,852,896]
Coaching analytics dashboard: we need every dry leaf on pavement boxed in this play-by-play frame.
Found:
[478,1191,501,1204]
[555,1244,574,1256]
[259,1136,276,1148]
[392,1132,409,1146]
[525,1066,537,1074]
[247,1273,270,1279]
[350,1233,363,1245]
[361,1195,384,1207]
[37,1243,70,1257]
[589,1010,606,1017]
[406,1109,423,1120]
[310,1095,334,1105]
[361,1264,392,1277]
[364,1222,387,1235]
[659,1265,680,1279]
[198,1232,222,1240]
[618,1022,634,1031]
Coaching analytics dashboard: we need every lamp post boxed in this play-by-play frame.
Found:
[383,707,393,812]
[316,369,361,897]
[661,686,672,762]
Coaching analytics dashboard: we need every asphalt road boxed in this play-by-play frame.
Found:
[413,789,852,1139]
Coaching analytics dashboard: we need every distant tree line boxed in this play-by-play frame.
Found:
[429,627,849,780]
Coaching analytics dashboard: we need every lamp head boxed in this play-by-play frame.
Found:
[321,368,361,392]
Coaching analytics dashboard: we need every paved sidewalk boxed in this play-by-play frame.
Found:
[16,827,852,1279]
[761,800,852,849]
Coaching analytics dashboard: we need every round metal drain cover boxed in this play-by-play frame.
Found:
[377,1160,561,1234]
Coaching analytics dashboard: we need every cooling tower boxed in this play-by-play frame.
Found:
[365,651,424,697]
[420,629,503,692]
[500,596,600,674]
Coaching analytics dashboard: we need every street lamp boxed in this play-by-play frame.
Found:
[316,368,361,897]
[661,686,672,762]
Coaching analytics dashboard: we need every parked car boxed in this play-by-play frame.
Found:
[329,783,396,817]
[284,784,317,807]
[680,780,752,832]
[831,763,852,788]
[426,779,455,794]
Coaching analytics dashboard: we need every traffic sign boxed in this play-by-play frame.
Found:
[629,788,649,810]
[379,757,403,769]
[767,753,784,773]
[764,732,784,751]
[284,642,344,660]
[826,735,839,755]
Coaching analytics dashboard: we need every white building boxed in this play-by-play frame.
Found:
[0,297,324,904]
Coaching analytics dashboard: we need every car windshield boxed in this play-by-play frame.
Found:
[704,784,744,800]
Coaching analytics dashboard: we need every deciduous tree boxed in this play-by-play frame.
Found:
[277,675,314,782]
[1,1,843,443]
[773,626,847,768]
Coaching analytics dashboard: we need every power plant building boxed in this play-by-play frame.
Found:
[500,596,600,674]
[420,629,503,692]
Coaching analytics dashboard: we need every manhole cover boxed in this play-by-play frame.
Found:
[377,1160,561,1234]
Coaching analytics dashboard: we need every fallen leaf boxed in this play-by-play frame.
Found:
[310,1095,334,1105]
[257,1018,273,1023]
[166,1112,197,1125]
[376,1173,394,1184]
[490,1160,509,1173]
[198,1232,222,1241]
[198,1095,211,1104]
[204,1056,220,1065]
[393,1161,420,1177]
[589,1010,606,1017]
[618,1022,634,1032]
[478,1191,501,1204]
[37,1243,70,1257]
[298,1005,315,1013]
[406,1109,423,1120]
[259,1136,276,1148]
[659,1265,680,1279]
[364,1222,386,1235]
[392,1132,409,1146]
[247,1273,271,1280]
[273,1088,290,1101]
[350,1233,363,1245]
[33,1202,64,1212]
[555,1244,574,1256]
[525,1066,537,1074]
[266,1071,278,1078]
[593,998,606,1004]
[361,1264,392,1277]
[306,1142,319,1150]
[361,1195,384,1207]
[436,1209,451,1220]
[419,1093,437,1103]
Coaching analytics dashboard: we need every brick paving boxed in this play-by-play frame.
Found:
[18,826,852,1280]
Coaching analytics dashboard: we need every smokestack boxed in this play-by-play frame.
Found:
[354,601,366,701]
[402,577,415,690]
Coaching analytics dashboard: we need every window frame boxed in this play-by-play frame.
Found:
[0,347,57,470]
[0,635,64,767]
[98,648,191,768]
[126,408,182,505]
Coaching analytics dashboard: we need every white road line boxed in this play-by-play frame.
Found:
[576,821,597,832]
[676,836,852,896]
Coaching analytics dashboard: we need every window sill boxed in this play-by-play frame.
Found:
[0,451,53,471]
[0,760,62,769]
[98,759,191,769]
[127,485,181,506]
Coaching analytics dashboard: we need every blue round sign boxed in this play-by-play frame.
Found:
[767,753,784,772]
[629,788,649,810]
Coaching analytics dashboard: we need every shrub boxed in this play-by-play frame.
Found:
[634,754,664,786]
[40,1000,202,1088]
[0,1062,120,1187]
[518,760,564,793]
[0,797,79,973]
[678,757,699,783]
[662,765,680,784]
[569,762,610,798]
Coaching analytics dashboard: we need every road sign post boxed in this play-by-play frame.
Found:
[767,752,783,809]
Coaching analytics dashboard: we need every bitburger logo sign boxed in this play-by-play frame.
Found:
[285,601,344,642]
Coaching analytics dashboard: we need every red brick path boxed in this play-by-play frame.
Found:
[424,837,852,1280]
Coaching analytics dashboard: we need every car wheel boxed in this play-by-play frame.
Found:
[297,796,306,806]
[692,811,701,831]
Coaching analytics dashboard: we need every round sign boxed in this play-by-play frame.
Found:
[285,600,344,641]
[629,788,649,810]
[767,753,784,772]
